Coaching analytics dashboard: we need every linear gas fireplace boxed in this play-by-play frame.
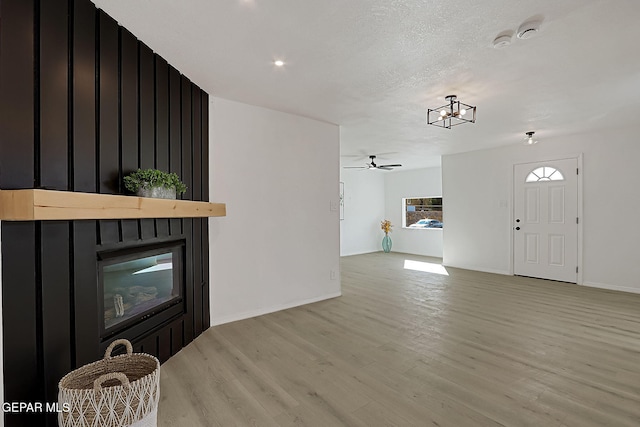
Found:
[98,241,185,339]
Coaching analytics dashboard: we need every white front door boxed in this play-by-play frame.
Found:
[513,158,578,283]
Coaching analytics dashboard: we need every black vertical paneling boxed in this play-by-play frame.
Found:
[181,76,193,201]
[97,11,119,195]
[183,219,194,344]
[120,29,139,178]
[138,43,155,169]
[98,11,121,245]
[38,5,73,414]
[1,223,42,426]
[191,86,202,202]
[158,329,171,363]
[201,94,210,329]
[1,2,210,421]
[170,319,184,356]
[74,221,100,366]
[155,57,170,237]
[191,87,203,336]
[181,77,194,343]
[202,217,210,330]
[0,0,35,189]
[120,28,140,242]
[40,0,69,190]
[155,57,170,173]
[41,222,71,408]
[72,0,96,193]
[139,42,156,239]
[136,335,157,355]
[193,218,203,336]
[0,3,38,423]
[201,93,209,203]
[168,66,182,235]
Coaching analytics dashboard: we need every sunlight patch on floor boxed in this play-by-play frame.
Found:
[403,259,449,276]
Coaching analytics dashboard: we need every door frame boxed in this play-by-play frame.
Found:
[510,154,584,284]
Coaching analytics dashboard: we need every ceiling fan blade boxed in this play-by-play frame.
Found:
[364,152,398,161]
[378,164,402,168]
[343,166,367,169]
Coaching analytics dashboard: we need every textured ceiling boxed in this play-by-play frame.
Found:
[93,0,640,170]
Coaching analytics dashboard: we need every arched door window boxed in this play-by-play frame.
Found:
[525,166,564,182]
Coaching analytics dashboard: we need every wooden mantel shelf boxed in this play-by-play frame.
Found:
[0,189,226,221]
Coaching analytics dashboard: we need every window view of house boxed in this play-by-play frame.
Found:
[404,197,443,228]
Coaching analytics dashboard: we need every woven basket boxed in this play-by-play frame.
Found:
[58,339,160,427]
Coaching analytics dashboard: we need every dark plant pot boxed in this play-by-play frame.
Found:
[137,187,176,199]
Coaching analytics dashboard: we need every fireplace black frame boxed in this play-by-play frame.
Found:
[98,241,186,341]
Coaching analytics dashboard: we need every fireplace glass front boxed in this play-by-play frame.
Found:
[99,243,183,335]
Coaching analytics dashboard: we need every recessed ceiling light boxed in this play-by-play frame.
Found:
[274,60,285,67]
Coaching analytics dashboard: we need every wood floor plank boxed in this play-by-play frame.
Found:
[195,332,299,417]
[158,252,640,426]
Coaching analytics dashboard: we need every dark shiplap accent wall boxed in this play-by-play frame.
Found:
[0,1,210,425]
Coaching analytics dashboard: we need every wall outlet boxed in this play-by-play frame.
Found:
[330,270,337,280]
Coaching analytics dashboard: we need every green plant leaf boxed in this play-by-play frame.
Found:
[123,168,187,194]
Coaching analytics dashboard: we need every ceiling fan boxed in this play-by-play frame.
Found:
[343,155,402,171]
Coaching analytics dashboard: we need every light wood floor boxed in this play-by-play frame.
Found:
[158,252,640,426]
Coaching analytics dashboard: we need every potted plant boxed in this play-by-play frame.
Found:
[123,168,187,199]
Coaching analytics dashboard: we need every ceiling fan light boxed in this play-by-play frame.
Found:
[440,110,448,116]
[460,108,466,116]
[524,131,538,145]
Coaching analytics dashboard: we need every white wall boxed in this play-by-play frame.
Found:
[383,167,443,257]
[339,170,385,256]
[443,125,640,293]
[208,98,341,325]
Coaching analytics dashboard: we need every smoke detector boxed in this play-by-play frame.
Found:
[517,20,541,39]
[493,34,512,49]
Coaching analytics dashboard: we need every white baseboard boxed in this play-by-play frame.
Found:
[581,281,640,295]
[210,291,342,326]
[340,250,378,257]
[443,263,510,276]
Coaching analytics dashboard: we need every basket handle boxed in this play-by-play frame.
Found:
[104,339,133,359]
[93,372,130,392]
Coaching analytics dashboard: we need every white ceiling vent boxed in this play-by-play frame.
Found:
[517,21,541,39]
[493,34,512,49]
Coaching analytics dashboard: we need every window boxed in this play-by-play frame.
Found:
[404,197,443,228]
[526,166,564,182]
